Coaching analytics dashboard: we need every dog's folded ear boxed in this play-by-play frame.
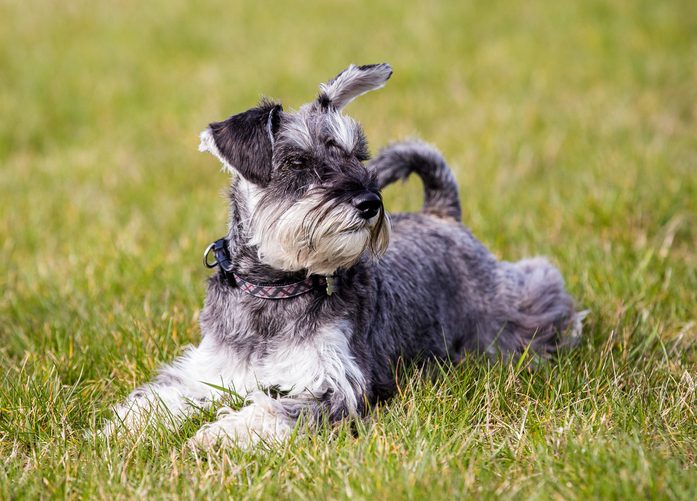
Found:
[199,99,283,185]
[318,63,392,111]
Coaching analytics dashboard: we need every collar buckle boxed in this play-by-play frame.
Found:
[203,238,234,272]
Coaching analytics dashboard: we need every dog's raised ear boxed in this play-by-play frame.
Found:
[199,99,283,185]
[317,63,392,111]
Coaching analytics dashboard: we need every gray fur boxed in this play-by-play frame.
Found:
[318,63,393,110]
[369,140,462,221]
[105,64,584,448]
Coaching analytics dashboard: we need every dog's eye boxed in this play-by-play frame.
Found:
[285,157,305,170]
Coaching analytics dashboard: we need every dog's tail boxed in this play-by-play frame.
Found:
[368,140,461,221]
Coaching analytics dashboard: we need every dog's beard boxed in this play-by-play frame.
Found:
[247,192,390,275]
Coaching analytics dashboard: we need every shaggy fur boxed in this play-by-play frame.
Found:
[102,63,584,449]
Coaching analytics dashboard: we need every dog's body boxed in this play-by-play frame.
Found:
[104,64,583,448]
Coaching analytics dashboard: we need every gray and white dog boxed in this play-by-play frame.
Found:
[103,63,584,449]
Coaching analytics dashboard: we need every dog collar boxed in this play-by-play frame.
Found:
[203,238,340,299]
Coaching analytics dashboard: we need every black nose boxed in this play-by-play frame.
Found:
[352,191,382,219]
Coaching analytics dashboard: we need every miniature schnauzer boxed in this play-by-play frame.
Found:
[102,63,584,449]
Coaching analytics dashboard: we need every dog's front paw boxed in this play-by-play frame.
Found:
[188,403,294,451]
[97,395,156,439]
[96,419,120,440]
[188,419,246,450]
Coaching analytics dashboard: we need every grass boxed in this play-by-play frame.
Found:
[1,0,696,498]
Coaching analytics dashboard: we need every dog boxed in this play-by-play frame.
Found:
[102,63,584,449]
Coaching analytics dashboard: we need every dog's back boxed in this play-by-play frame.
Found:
[365,141,583,369]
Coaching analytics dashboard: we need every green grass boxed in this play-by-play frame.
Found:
[1,0,696,498]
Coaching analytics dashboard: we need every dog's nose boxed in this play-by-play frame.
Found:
[352,191,382,219]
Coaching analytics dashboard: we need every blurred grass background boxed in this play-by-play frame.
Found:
[1,0,696,499]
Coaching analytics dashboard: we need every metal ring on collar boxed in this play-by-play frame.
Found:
[203,242,219,268]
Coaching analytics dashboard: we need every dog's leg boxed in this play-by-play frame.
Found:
[480,257,584,357]
[101,336,239,437]
[189,328,365,449]
[187,391,317,450]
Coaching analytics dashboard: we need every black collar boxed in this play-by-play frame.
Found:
[203,238,340,299]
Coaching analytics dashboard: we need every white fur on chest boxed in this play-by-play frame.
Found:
[199,320,365,414]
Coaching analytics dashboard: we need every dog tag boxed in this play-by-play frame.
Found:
[326,276,336,296]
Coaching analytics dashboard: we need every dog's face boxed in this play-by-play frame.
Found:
[199,64,392,275]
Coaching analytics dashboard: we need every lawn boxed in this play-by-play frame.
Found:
[1,0,695,498]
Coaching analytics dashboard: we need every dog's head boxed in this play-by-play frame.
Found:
[199,64,392,275]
